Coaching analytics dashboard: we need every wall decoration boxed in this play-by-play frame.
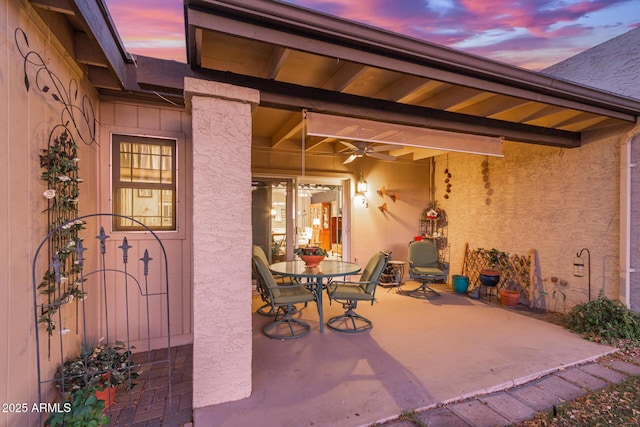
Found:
[377,186,399,202]
[443,154,452,199]
[16,27,98,341]
[481,157,494,205]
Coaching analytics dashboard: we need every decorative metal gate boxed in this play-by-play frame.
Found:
[32,213,172,425]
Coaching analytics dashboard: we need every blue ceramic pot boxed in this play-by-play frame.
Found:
[479,270,500,287]
[452,275,469,293]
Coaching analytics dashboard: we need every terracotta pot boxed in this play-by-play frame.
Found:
[500,289,520,307]
[300,255,325,267]
[94,385,117,409]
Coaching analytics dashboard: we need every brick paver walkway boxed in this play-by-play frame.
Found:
[107,344,193,426]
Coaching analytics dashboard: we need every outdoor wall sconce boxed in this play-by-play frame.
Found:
[356,173,368,207]
[356,173,368,194]
[379,203,388,213]
[574,248,591,301]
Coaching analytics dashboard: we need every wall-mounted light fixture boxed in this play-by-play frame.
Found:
[573,248,591,301]
[356,173,368,194]
[356,173,368,207]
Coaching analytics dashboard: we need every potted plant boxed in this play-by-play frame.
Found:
[45,387,110,427]
[294,246,328,267]
[54,340,139,409]
[478,248,508,288]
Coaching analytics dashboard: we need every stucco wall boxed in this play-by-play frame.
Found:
[0,1,100,425]
[349,157,431,264]
[543,26,640,312]
[437,130,624,313]
[186,79,258,410]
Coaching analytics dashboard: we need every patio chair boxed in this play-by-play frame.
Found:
[326,251,390,333]
[405,240,449,298]
[252,245,297,317]
[252,255,317,339]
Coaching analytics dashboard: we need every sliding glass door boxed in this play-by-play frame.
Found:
[252,177,346,262]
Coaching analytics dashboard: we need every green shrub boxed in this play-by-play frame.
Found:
[45,387,110,427]
[567,296,640,344]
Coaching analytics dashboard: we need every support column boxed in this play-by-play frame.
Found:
[185,78,259,408]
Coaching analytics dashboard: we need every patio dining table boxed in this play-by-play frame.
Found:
[269,259,361,332]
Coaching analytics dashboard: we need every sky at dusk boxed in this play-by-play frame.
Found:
[104,0,640,70]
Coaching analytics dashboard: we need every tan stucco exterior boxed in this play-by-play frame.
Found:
[186,78,259,407]
[439,128,629,311]
[2,0,640,425]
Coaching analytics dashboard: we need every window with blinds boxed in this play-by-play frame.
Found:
[112,134,176,231]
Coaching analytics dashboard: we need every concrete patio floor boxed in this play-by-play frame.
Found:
[194,281,617,426]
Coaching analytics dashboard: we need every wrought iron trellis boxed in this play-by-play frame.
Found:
[32,213,172,425]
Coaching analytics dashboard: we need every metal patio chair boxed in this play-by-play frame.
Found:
[405,240,449,298]
[252,255,317,339]
[326,251,390,333]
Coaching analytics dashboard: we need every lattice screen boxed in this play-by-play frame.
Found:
[461,243,535,307]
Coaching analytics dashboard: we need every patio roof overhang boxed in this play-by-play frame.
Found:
[180,0,640,159]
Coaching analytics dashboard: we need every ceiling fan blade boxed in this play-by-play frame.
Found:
[369,144,399,152]
[339,141,358,150]
[343,154,358,164]
[367,152,397,161]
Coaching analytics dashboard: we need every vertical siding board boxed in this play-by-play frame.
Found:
[138,105,161,130]
[98,101,192,349]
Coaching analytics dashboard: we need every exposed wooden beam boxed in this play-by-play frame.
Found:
[74,32,108,67]
[374,75,431,102]
[412,148,443,160]
[557,115,608,132]
[322,62,365,92]
[31,0,74,14]
[419,86,492,111]
[88,66,120,90]
[490,103,548,122]
[264,46,290,79]
[456,96,528,117]
[396,80,448,104]
[524,109,583,128]
[270,112,302,147]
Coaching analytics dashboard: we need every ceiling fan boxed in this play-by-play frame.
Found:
[339,141,398,164]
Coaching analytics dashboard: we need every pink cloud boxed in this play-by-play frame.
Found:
[105,0,185,61]
[105,0,639,69]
